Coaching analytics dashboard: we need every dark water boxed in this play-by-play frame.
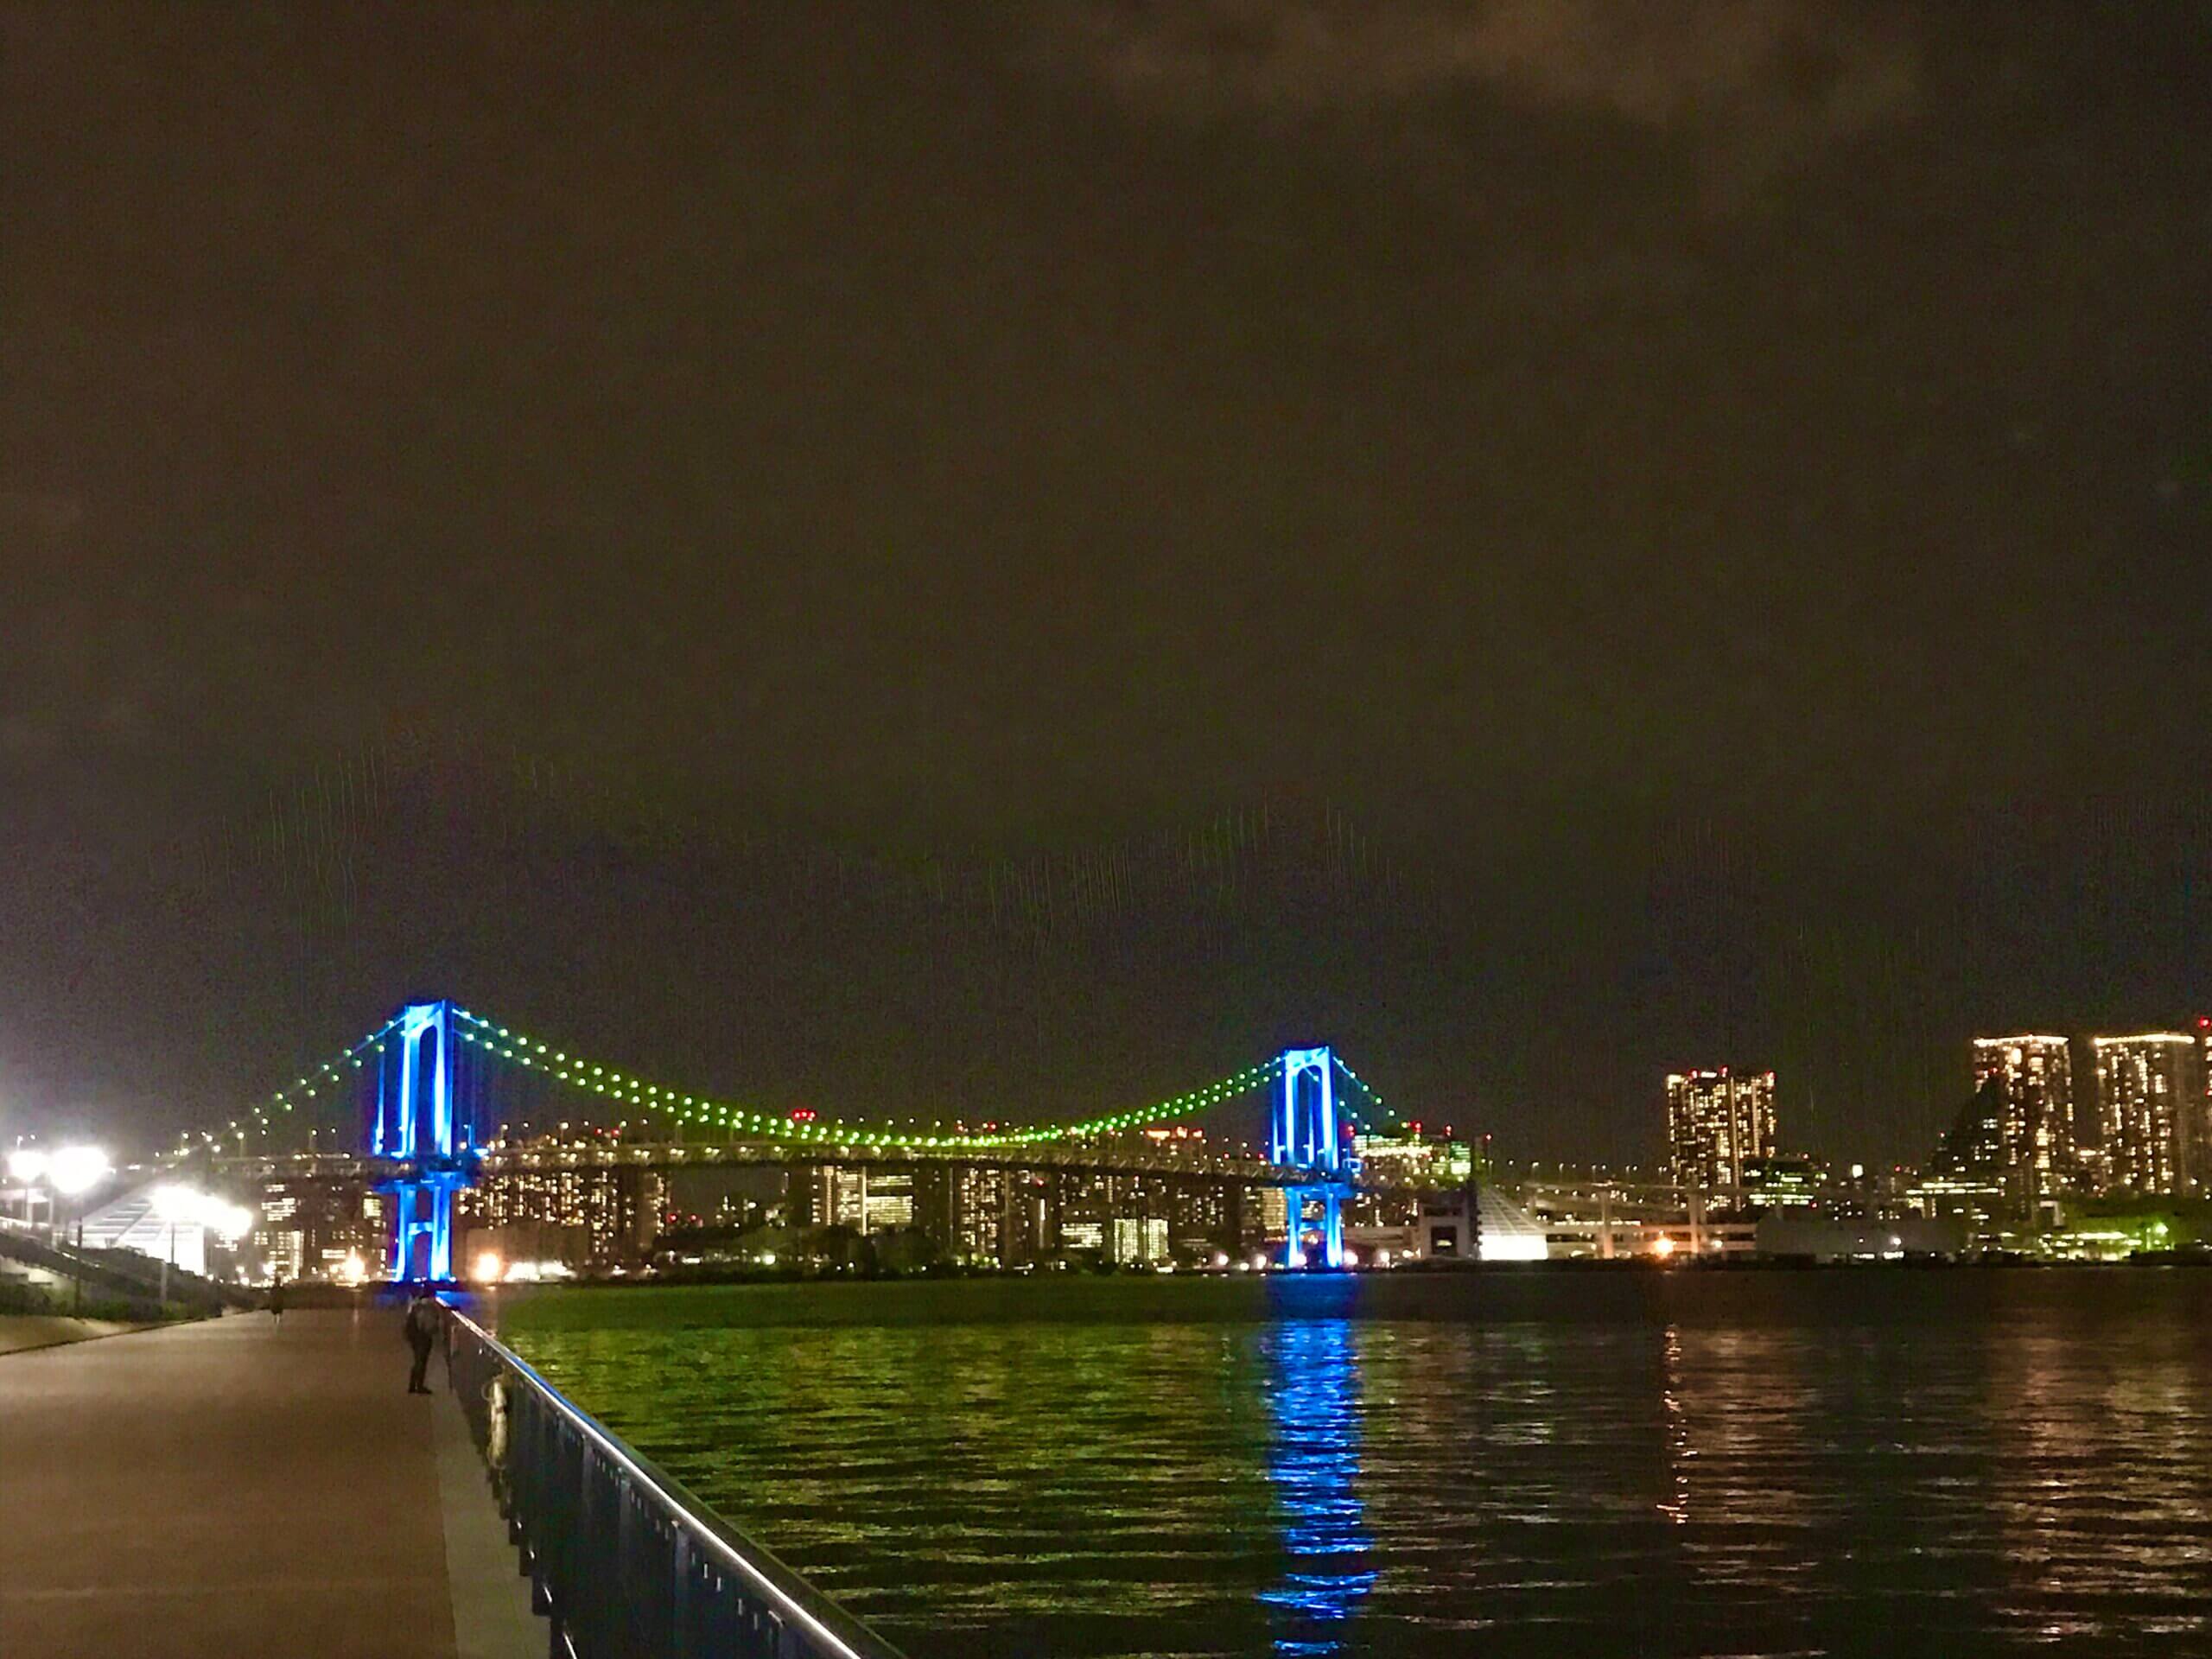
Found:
[495,1270,2212,1658]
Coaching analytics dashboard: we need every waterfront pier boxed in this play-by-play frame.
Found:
[0,1308,536,1658]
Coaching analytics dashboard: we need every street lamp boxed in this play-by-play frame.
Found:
[5,1148,51,1226]
[48,1145,112,1199]
[50,1145,111,1257]
[12,1144,113,1309]
[10,1144,111,1242]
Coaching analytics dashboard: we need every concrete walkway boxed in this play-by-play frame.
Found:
[0,1306,539,1657]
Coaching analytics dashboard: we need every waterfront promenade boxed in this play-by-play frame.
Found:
[0,1306,537,1658]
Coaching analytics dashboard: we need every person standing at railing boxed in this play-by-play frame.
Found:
[404,1287,440,1395]
[267,1274,286,1324]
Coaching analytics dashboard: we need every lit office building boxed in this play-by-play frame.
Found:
[863,1169,915,1232]
[792,1165,914,1233]
[1109,1217,1170,1266]
[1352,1132,1475,1187]
[1666,1069,1777,1193]
[1258,1185,1288,1240]
[1166,1179,1235,1259]
[1047,1171,1209,1263]
[461,1145,665,1265]
[1000,1169,1053,1263]
[912,1164,1012,1263]
[2091,1033,2196,1195]
[1971,1035,2075,1201]
[255,1187,304,1283]
[1738,1155,1821,1210]
[247,1180,386,1282]
[804,1165,865,1230]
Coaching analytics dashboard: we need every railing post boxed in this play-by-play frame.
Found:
[614,1483,639,1659]
[669,1532,696,1659]
[575,1436,597,1655]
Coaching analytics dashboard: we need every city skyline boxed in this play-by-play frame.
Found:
[40,996,2212,1290]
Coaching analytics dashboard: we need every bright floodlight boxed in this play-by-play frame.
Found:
[5,1148,48,1185]
[151,1183,199,1222]
[149,1184,253,1238]
[47,1145,111,1197]
[471,1250,503,1284]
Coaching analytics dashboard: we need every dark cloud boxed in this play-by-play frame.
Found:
[0,488,84,536]
[1038,0,1917,189]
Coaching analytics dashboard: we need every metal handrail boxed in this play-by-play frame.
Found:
[445,1307,907,1659]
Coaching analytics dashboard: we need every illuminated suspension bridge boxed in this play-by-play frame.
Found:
[179,999,1453,1281]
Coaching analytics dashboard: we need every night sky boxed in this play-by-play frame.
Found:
[3,3,2207,1163]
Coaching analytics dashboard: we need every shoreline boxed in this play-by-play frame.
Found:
[0,1314,161,1357]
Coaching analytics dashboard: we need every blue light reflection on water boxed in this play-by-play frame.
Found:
[499,1271,2212,1659]
[1262,1317,1377,1656]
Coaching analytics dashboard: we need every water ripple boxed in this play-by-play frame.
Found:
[501,1269,2212,1658]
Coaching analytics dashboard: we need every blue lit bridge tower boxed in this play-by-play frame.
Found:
[1274,1046,1352,1268]
[372,1000,476,1281]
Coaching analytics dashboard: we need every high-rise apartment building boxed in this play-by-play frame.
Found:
[1971,1035,2075,1202]
[1912,1074,2012,1235]
[1667,1069,1777,1193]
[2196,1017,2212,1192]
[2091,1034,2195,1194]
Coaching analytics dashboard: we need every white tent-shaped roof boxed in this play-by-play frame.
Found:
[1477,1185,1549,1261]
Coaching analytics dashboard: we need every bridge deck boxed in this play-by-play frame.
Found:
[0,1306,536,1658]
